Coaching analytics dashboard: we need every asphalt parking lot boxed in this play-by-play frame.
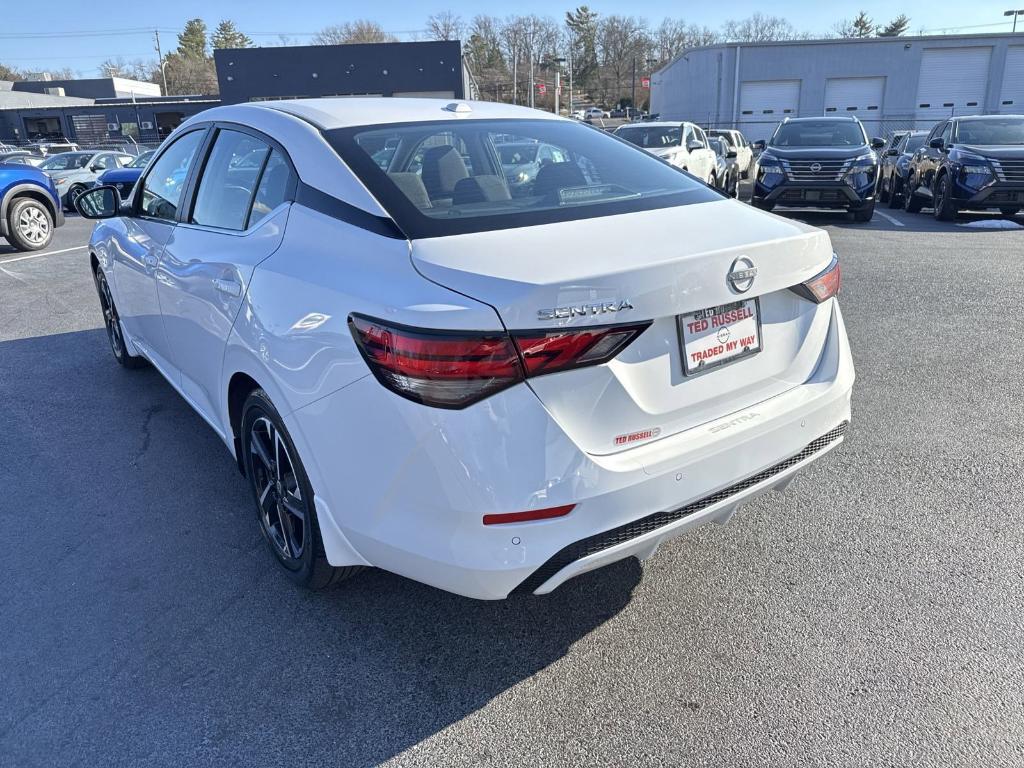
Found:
[2,204,1023,767]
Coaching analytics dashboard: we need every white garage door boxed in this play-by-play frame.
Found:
[824,77,885,121]
[915,47,992,123]
[738,80,800,141]
[999,46,1024,113]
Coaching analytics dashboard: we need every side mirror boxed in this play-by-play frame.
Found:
[929,137,944,149]
[687,140,704,151]
[753,139,766,150]
[75,185,120,219]
[90,164,104,172]
[870,137,885,149]
[726,150,737,158]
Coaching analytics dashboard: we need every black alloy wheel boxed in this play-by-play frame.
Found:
[240,389,361,589]
[94,269,145,368]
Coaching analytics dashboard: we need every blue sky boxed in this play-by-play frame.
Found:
[1,0,1019,76]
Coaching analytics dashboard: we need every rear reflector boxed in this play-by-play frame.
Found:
[350,313,650,409]
[790,254,840,303]
[483,504,575,525]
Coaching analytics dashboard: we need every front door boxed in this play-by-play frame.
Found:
[112,128,206,377]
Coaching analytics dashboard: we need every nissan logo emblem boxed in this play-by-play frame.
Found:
[810,162,822,173]
[727,257,757,293]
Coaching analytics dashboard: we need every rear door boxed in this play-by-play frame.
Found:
[156,125,293,424]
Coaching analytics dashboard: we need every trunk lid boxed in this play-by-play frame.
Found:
[410,198,836,455]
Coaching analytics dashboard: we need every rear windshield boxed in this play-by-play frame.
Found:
[326,119,719,239]
[770,121,867,148]
[615,125,682,148]
[955,118,1024,146]
[40,152,91,170]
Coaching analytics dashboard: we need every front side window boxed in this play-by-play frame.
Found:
[770,120,868,147]
[954,118,1024,146]
[327,118,718,239]
[904,134,927,153]
[940,122,953,145]
[139,129,205,221]
[191,129,272,230]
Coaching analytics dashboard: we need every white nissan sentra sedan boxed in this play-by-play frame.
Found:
[75,98,854,599]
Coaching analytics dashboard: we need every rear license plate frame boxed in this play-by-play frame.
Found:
[677,298,763,377]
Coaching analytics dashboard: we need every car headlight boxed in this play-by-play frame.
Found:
[960,154,992,176]
[516,170,530,183]
[757,155,783,175]
[844,153,877,187]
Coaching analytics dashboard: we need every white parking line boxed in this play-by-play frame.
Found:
[874,210,905,228]
[0,245,87,265]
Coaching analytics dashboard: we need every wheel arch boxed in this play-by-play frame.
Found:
[0,184,58,237]
[227,371,263,477]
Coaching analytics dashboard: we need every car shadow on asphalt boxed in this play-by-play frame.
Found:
[1,328,641,766]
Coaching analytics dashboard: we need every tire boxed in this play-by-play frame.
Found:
[904,183,924,214]
[933,174,957,222]
[752,199,774,212]
[66,184,86,212]
[852,202,875,223]
[879,177,890,203]
[887,177,903,209]
[241,389,362,590]
[93,268,147,369]
[730,172,739,198]
[5,196,53,251]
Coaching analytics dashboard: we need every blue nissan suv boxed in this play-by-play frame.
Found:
[904,115,1024,221]
[0,161,63,251]
[752,116,885,223]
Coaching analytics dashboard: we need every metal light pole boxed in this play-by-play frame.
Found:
[548,57,566,115]
[1006,9,1024,32]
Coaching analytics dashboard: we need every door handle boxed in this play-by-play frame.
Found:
[213,278,242,298]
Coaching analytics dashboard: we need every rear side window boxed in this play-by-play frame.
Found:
[139,130,205,221]
[191,129,272,230]
[327,118,718,239]
[248,151,290,227]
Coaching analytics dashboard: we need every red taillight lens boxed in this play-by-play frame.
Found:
[512,323,652,377]
[791,255,840,303]
[349,315,524,408]
[350,315,651,409]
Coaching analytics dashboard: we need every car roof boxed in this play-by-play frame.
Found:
[782,115,860,123]
[954,113,1024,121]
[616,121,685,128]
[248,97,563,130]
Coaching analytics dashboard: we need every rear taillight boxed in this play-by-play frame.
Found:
[512,323,651,377]
[350,314,650,409]
[791,255,840,303]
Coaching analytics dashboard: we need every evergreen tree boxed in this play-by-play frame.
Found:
[851,11,874,38]
[211,20,253,50]
[177,18,209,59]
[878,15,911,37]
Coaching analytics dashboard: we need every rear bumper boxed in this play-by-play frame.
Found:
[289,301,855,600]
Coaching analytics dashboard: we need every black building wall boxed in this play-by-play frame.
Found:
[214,40,466,104]
[13,79,124,99]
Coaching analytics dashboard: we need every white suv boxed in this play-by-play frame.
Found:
[77,99,854,599]
[709,129,754,178]
[614,121,718,185]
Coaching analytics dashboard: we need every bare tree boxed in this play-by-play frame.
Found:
[426,11,463,41]
[465,15,508,99]
[597,15,651,106]
[312,20,399,45]
[722,13,800,42]
[99,57,153,81]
